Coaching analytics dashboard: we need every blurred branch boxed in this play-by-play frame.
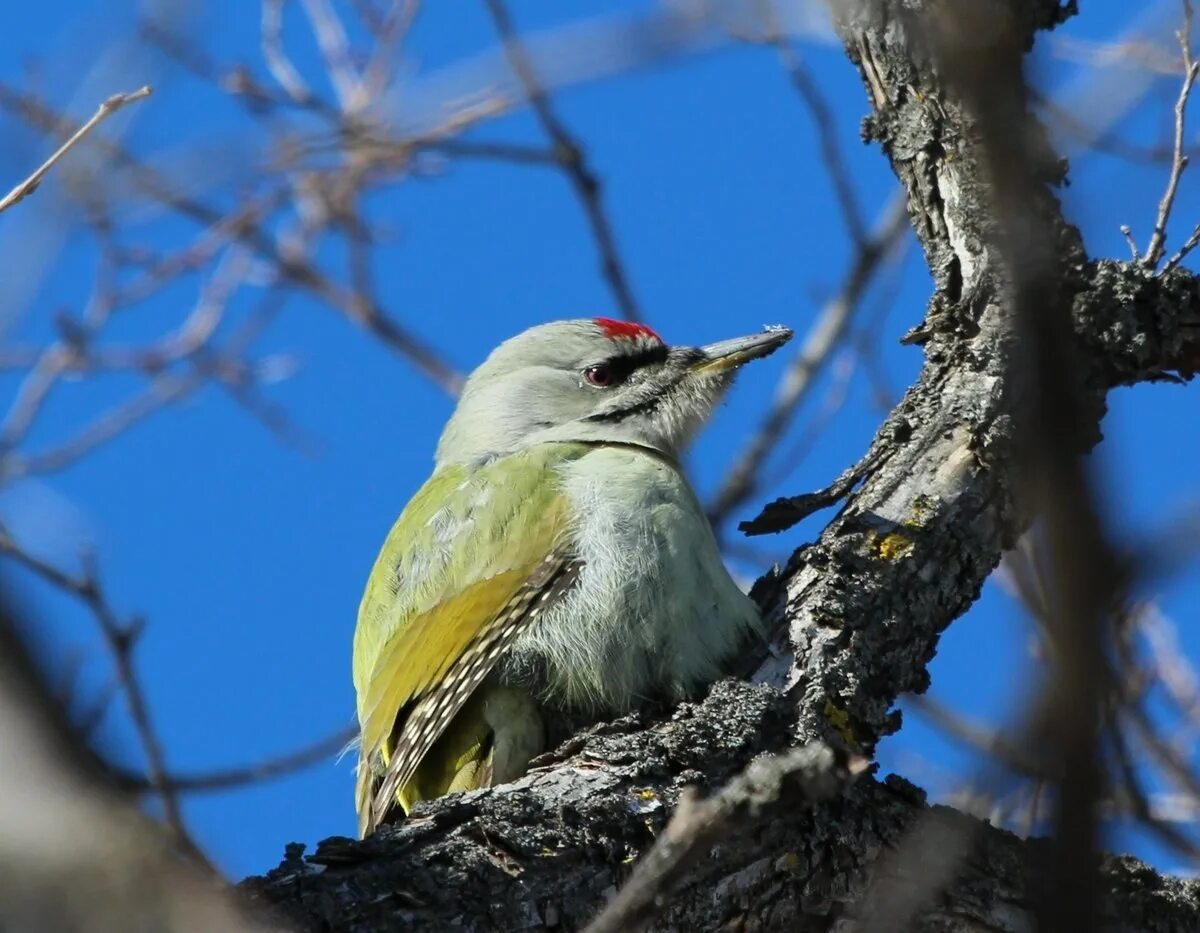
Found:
[921,2,1119,923]
[905,695,1050,780]
[0,85,151,215]
[0,527,195,858]
[261,0,316,106]
[762,20,867,246]
[421,137,557,165]
[0,83,465,395]
[1050,31,1188,76]
[1107,705,1200,856]
[1033,88,1198,165]
[119,725,358,795]
[0,589,270,930]
[1166,223,1200,270]
[710,192,907,527]
[0,259,307,482]
[358,1,421,105]
[483,0,644,322]
[299,0,362,111]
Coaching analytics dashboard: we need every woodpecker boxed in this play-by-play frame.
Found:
[352,317,791,836]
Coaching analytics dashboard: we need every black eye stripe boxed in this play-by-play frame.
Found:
[585,344,669,382]
[624,344,670,369]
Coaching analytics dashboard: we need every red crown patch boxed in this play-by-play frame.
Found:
[594,317,663,344]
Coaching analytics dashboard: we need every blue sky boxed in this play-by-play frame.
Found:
[1,0,1198,878]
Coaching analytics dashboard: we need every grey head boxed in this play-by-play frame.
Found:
[435,317,792,467]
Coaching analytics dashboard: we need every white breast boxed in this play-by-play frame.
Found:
[507,445,761,713]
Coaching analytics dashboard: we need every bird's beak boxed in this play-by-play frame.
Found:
[690,325,793,374]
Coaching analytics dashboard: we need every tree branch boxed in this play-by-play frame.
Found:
[243,683,1200,931]
[0,86,151,215]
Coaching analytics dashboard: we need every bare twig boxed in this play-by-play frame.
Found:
[419,138,558,165]
[0,86,151,215]
[483,0,643,322]
[1135,603,1200,737]
[761,350,857,487]
[1164,222,1200,270]
[1121,224,1141,261]
[118,725,358,795]
[1051,32,1190,77]
[7,370,200,480]
[739,440,884,535]
[0,252,303,481]
[1124,687,1200,805]
[1145,0,1198,268]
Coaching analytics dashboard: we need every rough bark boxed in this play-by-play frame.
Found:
[245,1,1200,929]
[243,683,1200,932]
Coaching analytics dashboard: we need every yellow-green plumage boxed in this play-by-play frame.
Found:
[353,444,589,834]
[351,318,792,837]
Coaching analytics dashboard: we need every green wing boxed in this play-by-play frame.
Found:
[352,443,586,834]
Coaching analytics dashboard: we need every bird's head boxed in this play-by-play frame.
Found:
[435,318,792,466]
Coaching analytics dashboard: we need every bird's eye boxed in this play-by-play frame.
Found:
[584,364,614,388]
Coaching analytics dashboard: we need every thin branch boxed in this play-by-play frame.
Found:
[1145,0,1198,268]
[483,0,643,322]
[0,85,151,214]
[0,252,297,481]
[1121,224,1142,261]
[739,439,883,536]
[759,350,857,490]
[299,258,465,395]
[1164,221,1200,270]
[1136,603,1200,738]
[7,371,199,480]
[118,725,357,795]
[1124,687,1200,806]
